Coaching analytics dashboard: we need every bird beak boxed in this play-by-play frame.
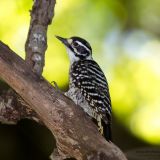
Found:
[55,35,69,46]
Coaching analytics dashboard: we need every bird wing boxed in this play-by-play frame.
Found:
[71,60,112,123]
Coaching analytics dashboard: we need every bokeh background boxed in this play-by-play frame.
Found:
[0,0,160,159]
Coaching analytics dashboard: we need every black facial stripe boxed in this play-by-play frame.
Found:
[68,45,75,53]
[76,53,89,60]
[75,41,91,53]
[69,43,91,59]
[76,45,90,55]
[71,36,92,53]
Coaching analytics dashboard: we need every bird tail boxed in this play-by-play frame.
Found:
[102,120,112,141]
[92,117,112,141]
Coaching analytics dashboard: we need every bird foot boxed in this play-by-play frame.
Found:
[51,81,61,92]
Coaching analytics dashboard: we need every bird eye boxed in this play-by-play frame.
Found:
[73,42,79,47]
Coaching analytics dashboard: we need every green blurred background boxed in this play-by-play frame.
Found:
[0,0,160,159]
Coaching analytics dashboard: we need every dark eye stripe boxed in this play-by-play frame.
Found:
[70,44,90,59]
[75,47,90,59]
[68,36,93,59]
[71,36,92,53]
[72,42,79,47]
[75,41,91,53]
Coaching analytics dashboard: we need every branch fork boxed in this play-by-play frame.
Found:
[0,0,127,160]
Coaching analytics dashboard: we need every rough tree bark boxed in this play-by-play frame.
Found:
[0,0,56,124]
[0,0,127,160]
[25,0,55,75]
[0,41,127,160]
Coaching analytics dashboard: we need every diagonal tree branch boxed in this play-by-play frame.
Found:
[0,41,127,160]
[0,0,127,159]
[0,89,41,124]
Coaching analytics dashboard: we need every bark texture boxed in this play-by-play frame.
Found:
[0,0,56,125]
[25,0,55,75]
[0,41,127,160]
[0,89,41,124]
[0,0,127,159]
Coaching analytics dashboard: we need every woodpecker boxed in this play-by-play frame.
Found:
[56,36,112,141]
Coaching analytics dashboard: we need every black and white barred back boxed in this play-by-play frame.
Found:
[56,36,112,141]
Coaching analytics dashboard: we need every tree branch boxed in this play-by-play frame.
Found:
[0,0,57,157]
[0,41,127,160]
[0,0,127,159]
[25,0,56,75]
[0,0,56,125]
[0,89,41,124]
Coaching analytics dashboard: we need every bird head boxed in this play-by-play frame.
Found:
[56,36,92,63]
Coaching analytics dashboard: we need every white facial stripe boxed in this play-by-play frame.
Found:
[67,39,73,44]
[73,47,79,55]
[76,41,91,53]
[66,47,79,64]
[66,46,92,64]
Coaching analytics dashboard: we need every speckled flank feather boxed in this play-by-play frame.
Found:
[71,60,111,116]
[67,60,112,140]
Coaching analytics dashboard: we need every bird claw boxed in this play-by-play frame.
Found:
[51,81,61,92]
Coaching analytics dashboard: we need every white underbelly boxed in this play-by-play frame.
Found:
[65,86,94,118]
